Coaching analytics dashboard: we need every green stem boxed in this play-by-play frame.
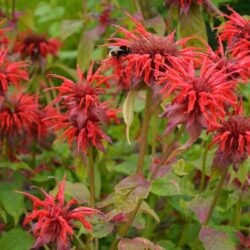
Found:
[199,140,209,192]
[204,167,229,226]
[110,88,152,250]
[88,147,95,207]
[136,87,152,173]
[86,147,95,250]
[151,124,186,180]
[234,193,242,227]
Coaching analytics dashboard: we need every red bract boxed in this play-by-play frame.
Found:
[18,178,99,250]
[210,116,250,170]
[219,7,250,55]
[165,0,203,14]
[0,49,28,94]
[49,66,117,152]
[101,16,196,93]
[14,32,60,61]
[159,59,237,142]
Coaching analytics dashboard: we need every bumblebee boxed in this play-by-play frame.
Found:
[108,45,130,58]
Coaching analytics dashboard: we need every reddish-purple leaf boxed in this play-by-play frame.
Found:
[115,174,151,213]
[199,227,235,250]
[188,196,212,223]
[118,237,163,250]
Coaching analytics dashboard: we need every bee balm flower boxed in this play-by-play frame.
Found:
[18,178,99,250]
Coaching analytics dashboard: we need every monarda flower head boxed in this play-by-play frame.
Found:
[0,49,28,94]
[102,15,196,94]
[13,32,60,61]
[159,58,237,142]
[49,65,118,152]
[210,116,250,170]
[219,7,250,56]
[206,38,250,82]
[0,92,49,152]
[18,178,99,250]
[165,0,203,14]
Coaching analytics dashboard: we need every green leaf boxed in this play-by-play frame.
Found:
[18,10,35,30]
[144,15,166,36]
[77,28,99,72]
[151,172,195,197]
[0,183,25,225]
[59,20,83,40]
[0,206,7,223]
[115,174,151,213]
[0,228,34,250]
[199,227,235,250]
[122,91,137,144]
[177,5,207,47]
[0,161,32,171]
[139,201,160,223]
[51,181,90,204]
[90,214,114,238]
[173,159,188,176]
[114,154,150,175]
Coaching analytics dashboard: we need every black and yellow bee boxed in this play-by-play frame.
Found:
[108,45,130,58]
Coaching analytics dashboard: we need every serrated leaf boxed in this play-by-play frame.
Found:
[115,174,151,213]
[118,237,164,250]
[0,228,34,250]
[188,196,212,223]
[123,91,137,144]
[173,159,187,176]
[151,172,195,197]
[199,227,235,250]
[177,5,207,47]
[0,183,24,225]
[90,214,114,238]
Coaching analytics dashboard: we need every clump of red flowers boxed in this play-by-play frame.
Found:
[48,65,118,152]
[159,58,237,142]
[102,16,196,94]
[165,0,203,14]
[219,7,250,56]
[18,177,99,250]
[210,116,250,170]
[0,92,52,155]
[0,48,28,94]
[13,32,60,61]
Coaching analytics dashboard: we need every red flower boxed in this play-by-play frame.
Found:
[165,0,203,14]
[101,15,196,93]
[14,32,60,61]
[0,49,28,94]
[207,38,250,82]
[210,116,250,170]
[18,178,99,250]
[48,65,117,152]
[159,58,237,142]
[219,7,250,55]
[0,93,52,153]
